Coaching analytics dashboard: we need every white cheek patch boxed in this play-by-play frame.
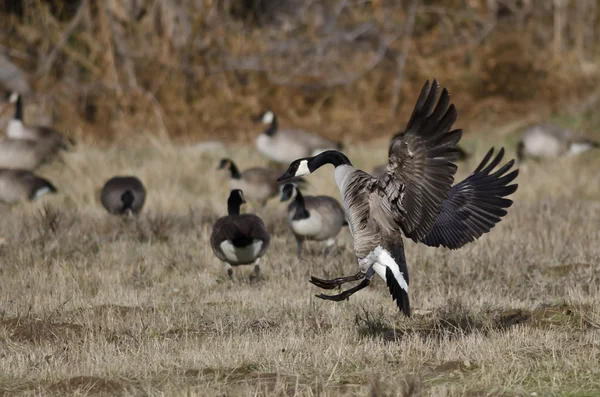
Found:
[262,111,274,124]
[9,92,19,103]
[295,160,310,177]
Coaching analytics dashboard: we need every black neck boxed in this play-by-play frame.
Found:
[309,150,352,171]
[228,162,241,179]
[14,95,23,121]
[294,187,305,209]
[227,196,242,215]
[292,187,310,220]
[264,115,278,137]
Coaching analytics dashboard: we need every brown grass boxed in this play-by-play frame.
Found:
[0,133,599,396]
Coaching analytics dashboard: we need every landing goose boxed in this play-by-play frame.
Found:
[280,183,346,258]
[254,111,343,165]
[372,145,470,177]
[278,80,518,316]
[210,189,271,278]
[517,123,598,163]
[4,92,72,151]
[100,176,146,215]
[0,168,57,204]
[218,158,304,207]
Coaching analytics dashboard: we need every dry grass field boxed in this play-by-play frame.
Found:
[0,134,599,396]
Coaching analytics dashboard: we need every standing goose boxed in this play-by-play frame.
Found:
[0,168,57,204]
[517,123,599,163]
[280,183,346,258]
[0,138,57,170]
[4,92,72,151]
[278,80,518,317]
[100,176,146,215]
[218,158,304,207]
[210,189,271,279]
[254,111,343,165]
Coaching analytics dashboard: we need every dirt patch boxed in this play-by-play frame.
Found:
[493,304,595,329]
[162,327,206,340]
[47,376,124,395]
[431,360,477,374]
[182,367,301,388]
[356,302,596,342]
[1,318,85,344]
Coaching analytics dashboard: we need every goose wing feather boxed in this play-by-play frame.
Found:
[372,79,462,241]
[419,147,518,249]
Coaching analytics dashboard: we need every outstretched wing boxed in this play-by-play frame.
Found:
[372,80,462,241]
[419,147,518,249]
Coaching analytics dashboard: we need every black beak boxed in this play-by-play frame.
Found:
[252,114,263,123]
[277,171,293,182]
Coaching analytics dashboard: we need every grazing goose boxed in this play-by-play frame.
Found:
[517,123,598,163]
[217,158,304,207]
[0,138,58,170]
[4,92,72,151]
[0,168,57,204]
[372,145,470,177]
[278,80,518,317]
[210,189,271,278]
[254,111,343,165]
[280,183,346,258]
[100,176,146,215]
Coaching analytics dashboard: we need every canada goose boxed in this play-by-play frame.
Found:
[3,92,72,150]
[277,80,518,317]
[0,168,57,204]
[210,189,271,278]
[280,183,346,258]
[0,138,58,170]
[371,145,470,177]
[254,111,343,165]
[217,158,304,207]
[517,123,599,163]
[100,176,146,215]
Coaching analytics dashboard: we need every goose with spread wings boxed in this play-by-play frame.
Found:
[277,80,518,317]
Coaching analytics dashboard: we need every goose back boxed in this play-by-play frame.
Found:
[100,176,146,215]
[211,214,270,265]
[287,194,345,241]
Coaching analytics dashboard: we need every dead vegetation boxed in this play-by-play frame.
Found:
[0,137,598,396]
[1,0,600,143]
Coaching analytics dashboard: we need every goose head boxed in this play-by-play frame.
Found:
[280,183,298,202]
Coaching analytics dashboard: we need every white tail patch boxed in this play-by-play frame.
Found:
[568,142,594,156]
[219,239,263,264]
[365,246,408,293]
[33,187,51,199]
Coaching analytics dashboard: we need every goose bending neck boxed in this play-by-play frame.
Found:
[14,95,23,121]
[227,195,242,215]
[264,115,278,137]
[309,150,352,171]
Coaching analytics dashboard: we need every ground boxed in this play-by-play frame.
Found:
[0,135,599,396]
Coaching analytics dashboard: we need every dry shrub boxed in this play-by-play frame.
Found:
[1,0,599,143]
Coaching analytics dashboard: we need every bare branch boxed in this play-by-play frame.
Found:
[389,0,419,116]
[35,0,88,78]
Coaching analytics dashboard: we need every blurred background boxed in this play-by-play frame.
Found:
[1,0,599,145]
